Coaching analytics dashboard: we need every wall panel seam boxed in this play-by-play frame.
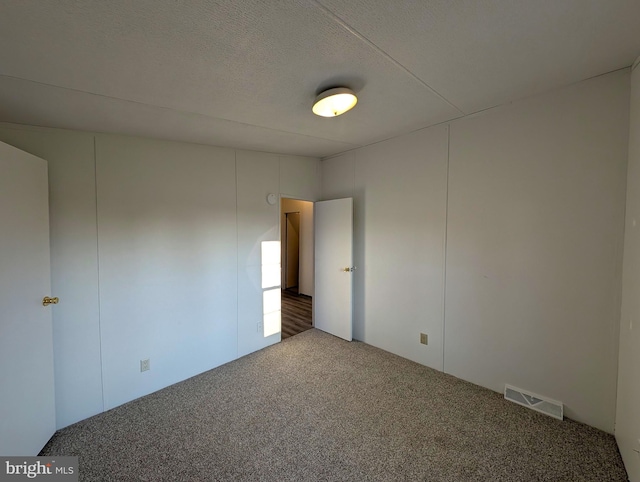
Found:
[93,135,106,413]
[442,125,450,373]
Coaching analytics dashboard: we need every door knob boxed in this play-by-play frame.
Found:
[342,267,355,272]
[42,296,59,306]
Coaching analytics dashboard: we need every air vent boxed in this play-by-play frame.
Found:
[504,384,563,420]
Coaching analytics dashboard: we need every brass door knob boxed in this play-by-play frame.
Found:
[42,296,59,306]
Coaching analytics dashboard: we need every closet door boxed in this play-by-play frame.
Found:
[0,141,56,455]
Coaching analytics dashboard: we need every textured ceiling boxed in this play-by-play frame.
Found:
[0,0,639,158]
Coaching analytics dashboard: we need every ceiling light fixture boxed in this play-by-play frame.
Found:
[312,87,358,117]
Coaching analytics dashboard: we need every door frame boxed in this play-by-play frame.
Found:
[279,194,315,327]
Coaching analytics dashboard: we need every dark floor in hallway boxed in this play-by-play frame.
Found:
[281,288,312,339]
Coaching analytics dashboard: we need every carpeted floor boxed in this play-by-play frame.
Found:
[41,329,628,481]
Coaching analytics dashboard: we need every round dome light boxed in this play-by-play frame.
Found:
[312,87,358,117]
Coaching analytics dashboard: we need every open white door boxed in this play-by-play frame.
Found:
[314,198,353,341]
[0,141,56,455]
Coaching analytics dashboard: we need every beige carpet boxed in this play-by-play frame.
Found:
[41,329,627,481]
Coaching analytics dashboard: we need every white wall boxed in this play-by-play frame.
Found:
[445,70,628,433]
[280,155,321,201]
[281,198,314,296]
[322,125,449,370]
[0,123,320,427]
[95,135,239,410]
[617,59,640,480]
[321,69,629,433]
[237,151,281,357]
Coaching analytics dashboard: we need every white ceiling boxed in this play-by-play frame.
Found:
[1,0,639,158]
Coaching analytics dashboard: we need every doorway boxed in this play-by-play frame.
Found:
[281,198,314,339]
[285,212,300,290]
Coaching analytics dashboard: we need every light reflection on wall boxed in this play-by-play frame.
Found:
[261,241,281,337]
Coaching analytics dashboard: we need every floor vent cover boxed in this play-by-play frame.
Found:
[504,384,563,420]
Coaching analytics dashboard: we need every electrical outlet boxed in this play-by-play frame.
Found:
[140,359,150,372]
[257,321,264,333]
[420,333,428,345]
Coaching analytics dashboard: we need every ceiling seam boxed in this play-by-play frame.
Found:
[457,65,634,120]
[320,113,464,161]
[311,0,465,116]
[320,64,633,161]
[0,73,362,149]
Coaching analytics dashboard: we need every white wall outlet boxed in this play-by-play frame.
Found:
[257,321,264,333]
[420,333,428,345]
[140,358,150,372]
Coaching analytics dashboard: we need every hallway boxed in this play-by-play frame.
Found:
[281,289,312,339]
